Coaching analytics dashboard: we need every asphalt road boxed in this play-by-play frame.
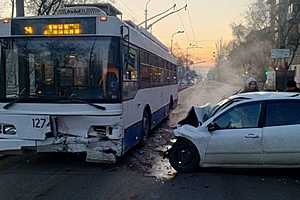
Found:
[0,81,300,200]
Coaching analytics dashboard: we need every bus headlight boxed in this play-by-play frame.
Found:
[88,126,112,138]
[3,124,16,135]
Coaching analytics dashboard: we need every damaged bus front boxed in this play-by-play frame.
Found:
[0,16,123,163]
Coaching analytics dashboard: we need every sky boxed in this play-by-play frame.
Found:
[112,0,252,66]
[0,0,253,66]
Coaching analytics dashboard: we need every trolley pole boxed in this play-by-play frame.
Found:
[145,0,151,29]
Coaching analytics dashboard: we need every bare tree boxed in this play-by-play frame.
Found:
[215,38,228,66]
[231,23,249,44]
[245,0,271,31]
[213,0,275,83]
[25,0,95,16]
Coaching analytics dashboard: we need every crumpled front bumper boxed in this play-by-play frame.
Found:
[36,137,123,163]
[0,136,123,163]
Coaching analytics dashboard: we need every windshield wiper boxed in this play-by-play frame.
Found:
[58,99,106,111]
[3,96,106,111]
[3,88,26,110]
[3,98,24,110]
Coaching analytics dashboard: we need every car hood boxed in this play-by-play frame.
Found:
[178,104,211,127]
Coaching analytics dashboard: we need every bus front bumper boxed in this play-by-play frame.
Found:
[0,137,123,163]
[37,137,123,163]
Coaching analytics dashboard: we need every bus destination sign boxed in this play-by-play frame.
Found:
[12,18,96,36]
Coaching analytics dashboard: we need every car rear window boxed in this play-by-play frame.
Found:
[266,100,300,127]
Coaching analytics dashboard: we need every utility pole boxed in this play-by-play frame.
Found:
[16,0,24,17]
[11,0,15,18]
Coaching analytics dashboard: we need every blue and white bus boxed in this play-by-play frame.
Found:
[0,3,178,163]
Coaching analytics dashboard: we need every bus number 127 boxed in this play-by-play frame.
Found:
[32,118,47,129]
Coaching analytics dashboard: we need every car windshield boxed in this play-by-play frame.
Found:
[207,97,248,119]
[0,37,120,102]
[208,98,230,118]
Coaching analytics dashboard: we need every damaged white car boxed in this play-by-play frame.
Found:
[167,92,300,173]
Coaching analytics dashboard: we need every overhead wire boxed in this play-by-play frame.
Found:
[183,0,196,43]
[113,0,142,23]
[186,7,196,42]
[171,0,190,45]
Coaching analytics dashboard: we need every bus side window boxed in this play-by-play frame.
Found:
[123,44,138,100]
[123,46,138,81]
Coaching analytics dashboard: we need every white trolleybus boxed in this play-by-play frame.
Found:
[0,3,178,163]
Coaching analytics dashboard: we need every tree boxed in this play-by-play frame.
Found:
[214,38,228,66]
[245,0,271,31]
[0,1,13,18]
[231,23,249,44]
[215,0,273,83]
[25,0,95,15]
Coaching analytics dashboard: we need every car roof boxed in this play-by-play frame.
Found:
[231,92,300,101]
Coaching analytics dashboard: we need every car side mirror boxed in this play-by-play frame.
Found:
[207,122,218,132]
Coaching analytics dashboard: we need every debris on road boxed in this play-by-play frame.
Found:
[127,125,177,180]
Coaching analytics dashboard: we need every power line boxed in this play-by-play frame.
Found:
[172,0,190,43]
[186,7,196,42]
[114,0,142,22]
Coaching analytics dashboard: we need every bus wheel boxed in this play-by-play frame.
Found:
[169,96,174,110]
[141,109,151,145]
[166,97,174,119]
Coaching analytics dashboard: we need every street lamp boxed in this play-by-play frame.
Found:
[170,30,184,54]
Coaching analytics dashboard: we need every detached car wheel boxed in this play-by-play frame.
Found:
[168,139,200,173]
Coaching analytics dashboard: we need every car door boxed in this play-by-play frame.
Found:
[204,102,263,165]
[263,100,300,165]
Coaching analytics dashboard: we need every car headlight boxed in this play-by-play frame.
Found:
[3,124,16,135]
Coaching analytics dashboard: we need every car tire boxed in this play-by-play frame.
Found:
[168,138,200,173]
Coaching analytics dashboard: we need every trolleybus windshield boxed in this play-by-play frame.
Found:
[0,36,120,102]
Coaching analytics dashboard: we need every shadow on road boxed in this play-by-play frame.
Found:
[190,167,300,179]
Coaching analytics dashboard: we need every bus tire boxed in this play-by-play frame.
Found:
[169,96,174,110]
[140,108,151,145]
[166,96,174,120]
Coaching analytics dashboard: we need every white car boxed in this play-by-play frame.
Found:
[167,92,300,172]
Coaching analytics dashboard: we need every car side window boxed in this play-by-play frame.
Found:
[214,103,261,130]
[266,100,300,127]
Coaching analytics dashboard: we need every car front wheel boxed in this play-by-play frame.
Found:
[168,139,200,173]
